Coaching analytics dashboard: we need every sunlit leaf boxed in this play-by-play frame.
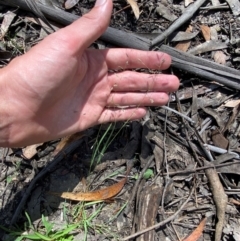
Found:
[200,25,211,41]
[127,0,140,19]
[50,176,127,201]
[64,0,80,10]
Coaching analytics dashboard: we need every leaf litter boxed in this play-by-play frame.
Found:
[0,0,240,240]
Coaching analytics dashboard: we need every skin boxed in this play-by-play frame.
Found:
[0,0,179,147]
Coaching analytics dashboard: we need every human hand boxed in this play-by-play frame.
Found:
[0,0,179,147]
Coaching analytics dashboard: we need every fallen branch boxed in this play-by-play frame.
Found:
[204,161,228,241]
[1,0,240,90]
[0,0,151,50]
[151,0,208,47]
[159,45,240,90]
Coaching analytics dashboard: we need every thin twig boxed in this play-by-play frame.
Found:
[161,106,195,124]
[163,160,240,176]
[161,95,171,217]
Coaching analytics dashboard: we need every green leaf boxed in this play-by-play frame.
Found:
[41,215,53,236]
[21,232,43,240]
[14,237,24,241]
[33,232,52,240]
[6,176,12,184]
[143,169,154,180]
[51,224,78,239]
[25,212,34,230]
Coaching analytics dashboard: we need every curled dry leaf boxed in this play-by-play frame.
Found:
[185,0,194,7]
[213,51,226,65]
[64,0,80,10]
[127,0,140,20]
[53,132,84,156]
[183,217,207,241]
[49,175,127,201]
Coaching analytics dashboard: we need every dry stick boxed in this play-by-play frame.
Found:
[1,0,240,89]
[158,45,240,90]
[123,187,194,241]
[204,161,228,241]
[161,97,176,239]
[161,105,195,124]
[164,161,240,176]
[10,138,84,225]
[151,0,208,47]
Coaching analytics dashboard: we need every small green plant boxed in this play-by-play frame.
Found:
[72,201,104,241]
[71,201,119,240]
[143,169,154,180]
[1,212,78,241]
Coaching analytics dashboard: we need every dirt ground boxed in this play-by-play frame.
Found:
[1,0,240,240]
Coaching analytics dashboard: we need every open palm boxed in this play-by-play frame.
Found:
[1,0,179,147]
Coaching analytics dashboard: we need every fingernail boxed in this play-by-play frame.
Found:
[95,0,107,7]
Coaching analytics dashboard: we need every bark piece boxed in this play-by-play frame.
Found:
[136,184,162,241]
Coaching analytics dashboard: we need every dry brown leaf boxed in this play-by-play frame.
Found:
[183,217,207,241]
[185,0,194,7]
[54,132,84,156]
[224,99,240,108]
[175,26,192,52]
[64,0,80,9]
[213,51,226,65]
[229,198,240,206]
[50,176,127,201]
[22,143,43,159]
[127,0,140,19]
[200,25,211,41]
[175,40,191,52]
[1,11,16,39]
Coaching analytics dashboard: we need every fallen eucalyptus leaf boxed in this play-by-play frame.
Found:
[64,0,80,10]
[183,217,207,241]
[127,0,140,20]
[49,175,127,201]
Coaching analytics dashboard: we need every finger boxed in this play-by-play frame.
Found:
[100,49,171,70]
[106,92,169,107]
[108,71,179,92]
[98,107,147,124]
[59,0,112,52]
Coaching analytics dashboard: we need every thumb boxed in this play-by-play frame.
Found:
[63,0,112,51]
